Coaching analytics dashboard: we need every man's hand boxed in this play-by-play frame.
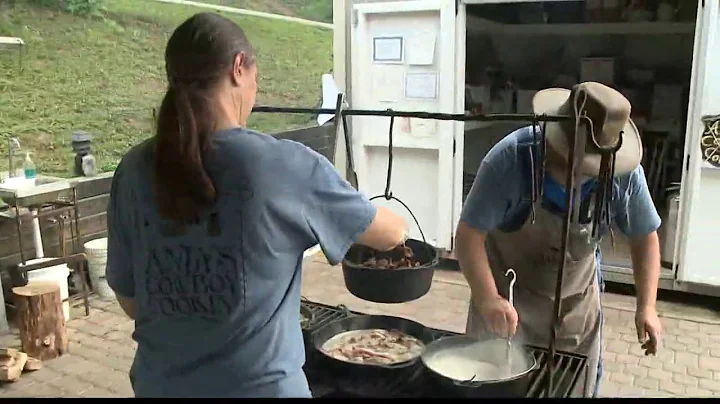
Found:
[635,306,661,356]
[474,295,519,338]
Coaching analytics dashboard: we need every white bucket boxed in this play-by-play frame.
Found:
[21,258,71,322]
[84,238,113,299]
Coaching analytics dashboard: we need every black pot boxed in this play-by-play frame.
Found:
[300,303,315,349]
[341,238,438,304]
[311,314,436,373]
[420,336,540,398]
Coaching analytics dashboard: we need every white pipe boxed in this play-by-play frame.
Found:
[152,0,334,30]
[31,209,44,259]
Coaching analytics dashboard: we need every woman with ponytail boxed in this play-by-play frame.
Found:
[105,12,408,398]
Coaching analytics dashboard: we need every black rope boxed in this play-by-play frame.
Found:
[539,119,548,200]
[591,131,623,238]
[340,113,358,188]
[362,109,432,257]
[529,116,542,223]
[384,111,395,200]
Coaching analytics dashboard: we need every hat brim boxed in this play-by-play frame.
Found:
[532,88,642,176]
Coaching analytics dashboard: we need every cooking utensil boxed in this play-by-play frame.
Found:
[420,335,539,398]
[342,238,438,304]
[505,268,517,372]
[311,314,436,371]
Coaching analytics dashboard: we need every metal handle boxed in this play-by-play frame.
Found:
[505,269,517,372]
[505,269,516,307]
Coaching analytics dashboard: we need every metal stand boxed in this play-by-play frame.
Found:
[251,103,587,395]
[1,186,91,317]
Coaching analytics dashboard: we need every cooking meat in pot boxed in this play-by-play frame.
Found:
[321,329,425,365]
[356,243,421,269]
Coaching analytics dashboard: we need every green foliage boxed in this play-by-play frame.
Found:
[21,0,103,15]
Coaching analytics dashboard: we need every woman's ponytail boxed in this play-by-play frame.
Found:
[154,85,216,223]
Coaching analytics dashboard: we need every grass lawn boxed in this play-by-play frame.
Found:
[0,0,332,177]
[198,0,333,23]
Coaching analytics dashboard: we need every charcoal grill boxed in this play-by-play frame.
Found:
[300,301,587,398]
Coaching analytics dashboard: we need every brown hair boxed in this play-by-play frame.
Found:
[155,12,254,223]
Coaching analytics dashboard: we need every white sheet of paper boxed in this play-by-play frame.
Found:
[317,74,341,126]
[373,37,403,63]
[405,72,438,99]
[406,31,436,66]
[372,66,405,102]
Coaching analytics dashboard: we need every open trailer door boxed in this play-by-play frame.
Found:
[675,0,720,286]
[349,0,458,250]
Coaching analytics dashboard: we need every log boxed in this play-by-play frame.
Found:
[23,357,42,372]
[13,282,69,361]
[0,349,27,382]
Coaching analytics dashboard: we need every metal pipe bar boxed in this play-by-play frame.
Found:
[252,105,572,123]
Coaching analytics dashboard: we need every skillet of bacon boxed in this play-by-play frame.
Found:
[320,329,425,365]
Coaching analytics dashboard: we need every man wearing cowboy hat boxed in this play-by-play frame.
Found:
[456,82,663,397]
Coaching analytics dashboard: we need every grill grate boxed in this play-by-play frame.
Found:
[301,300,587,398]
[301,299,348,332]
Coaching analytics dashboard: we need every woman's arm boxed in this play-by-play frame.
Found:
[302,153,407,265]
[356,206,408,252]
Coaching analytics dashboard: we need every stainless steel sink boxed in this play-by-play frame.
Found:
[0,173,76,207]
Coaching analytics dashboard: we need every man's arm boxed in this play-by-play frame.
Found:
[456,143,523,337]
[629,231,661,310]
[456,157,514,300]
[613,164,662,309]
[456,224,500,299]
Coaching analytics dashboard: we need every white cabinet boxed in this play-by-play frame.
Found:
[350,0,459,249]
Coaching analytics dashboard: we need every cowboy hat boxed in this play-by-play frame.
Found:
[532,82,642,176]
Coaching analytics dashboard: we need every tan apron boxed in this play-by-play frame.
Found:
[466,204,602,398]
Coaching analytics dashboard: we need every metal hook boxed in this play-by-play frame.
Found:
[505,268,517,307]
[504,268,517,375]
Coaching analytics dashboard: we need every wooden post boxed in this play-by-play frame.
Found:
[12,282,68,361]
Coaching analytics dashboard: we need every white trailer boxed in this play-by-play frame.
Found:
[332,0,720,296]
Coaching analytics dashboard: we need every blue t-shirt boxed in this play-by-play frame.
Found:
[105,128,376,398]
[460,126,661,240]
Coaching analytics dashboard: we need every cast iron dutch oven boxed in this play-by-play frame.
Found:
[341,238,438,304]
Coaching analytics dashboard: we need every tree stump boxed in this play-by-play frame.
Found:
[13,282,68,361]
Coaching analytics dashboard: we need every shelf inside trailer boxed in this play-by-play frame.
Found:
[467,15,695,37]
